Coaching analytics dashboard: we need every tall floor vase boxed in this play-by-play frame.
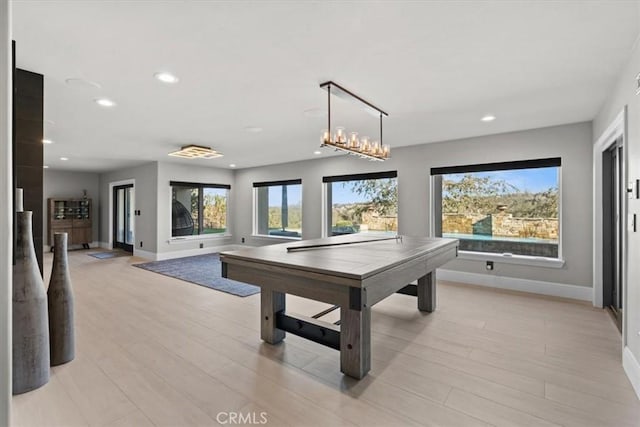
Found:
[48,232,75,365]
[12,211,50,394]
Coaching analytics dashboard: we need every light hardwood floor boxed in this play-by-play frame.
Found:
[11,251,640,427]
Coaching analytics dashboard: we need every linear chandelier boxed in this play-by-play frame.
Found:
[319,81,390,161]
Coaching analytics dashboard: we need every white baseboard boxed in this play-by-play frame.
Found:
[133,248,157,260]
[437,269,592,301]
[623,347,640,401]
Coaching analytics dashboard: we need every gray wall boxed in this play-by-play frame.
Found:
[593,20,640,365]
[156,162,235,255]
[99,162,158,253]
[43,169,100,248]
[234,122,593,288]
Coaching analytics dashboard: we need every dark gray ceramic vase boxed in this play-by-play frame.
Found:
[48,232,75,366]
[12,211,50,394]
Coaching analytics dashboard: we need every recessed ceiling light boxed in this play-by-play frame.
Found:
[154,72,179,84]
[229,164,236,168]
[304,108,327,118]
[65,78,102,89]
[42,139,53,144]
[95,98,116,107]
[60,157,69,161]
[481,114,496,122]
[313,150,322,155]
[244,126,263,133]
[43,165,49,169]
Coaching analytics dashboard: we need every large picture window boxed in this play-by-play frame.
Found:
[432,158,560,258]
[324,171,398,236]
[254,179,302,238]
[171,181,229,237]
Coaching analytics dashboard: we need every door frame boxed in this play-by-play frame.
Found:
[593,107,627,344]
[108,179,135,251]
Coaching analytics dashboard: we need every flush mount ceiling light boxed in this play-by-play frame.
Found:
[154,72,179,84]
[168,144,223,159]
[313,150,322,155]
[481,114,496,122]
[42,139,53,144]
[95,98,116,107]
[319,81,390,161]
[60,157,69,161]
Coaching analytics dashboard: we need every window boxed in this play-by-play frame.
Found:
[254,179,302,238]
[170,181,229,237]
[324,171,398,236]
[431,158,561,258]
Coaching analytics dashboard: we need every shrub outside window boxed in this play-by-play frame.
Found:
[431,158,561,258]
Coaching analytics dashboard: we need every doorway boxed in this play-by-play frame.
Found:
[602,139,624,332]
[113,184,134,253]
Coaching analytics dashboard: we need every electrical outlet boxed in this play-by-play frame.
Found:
[199,242,204,249]
[140,241,143,248]
[242,237,245,243]
[486,261,494,271]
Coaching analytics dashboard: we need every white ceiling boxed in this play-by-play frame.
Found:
[12,1,640,172]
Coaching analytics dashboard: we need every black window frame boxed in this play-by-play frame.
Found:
[170,181,231,237]
[253,179,303,239]
[431,158,562,259]
[323,170,398,237]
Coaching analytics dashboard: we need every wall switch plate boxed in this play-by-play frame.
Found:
[140,241,143,248]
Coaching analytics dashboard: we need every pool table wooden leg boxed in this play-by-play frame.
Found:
[417,271,436,312]
[340,305,371,379]
[261,287,285,344]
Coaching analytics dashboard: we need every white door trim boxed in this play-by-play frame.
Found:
[592,107,627,344]
[108,179,135,250]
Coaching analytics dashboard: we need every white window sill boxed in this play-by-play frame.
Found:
[168,234,232,244]
[457,250,565,269]
[251,234,302,241]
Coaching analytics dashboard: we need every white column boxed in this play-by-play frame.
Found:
[0,0,13,423]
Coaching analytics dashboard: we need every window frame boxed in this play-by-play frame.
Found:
[430,158,564,267]
[322,170,398,238]
[169,181,231,240]
[252,179,303,240]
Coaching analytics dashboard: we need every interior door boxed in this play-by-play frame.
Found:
[603,142,624,332]
[113,184,134,253]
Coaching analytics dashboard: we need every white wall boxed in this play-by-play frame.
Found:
[0,0,11,422]
[593,9,640,397]
[156,162,235,258]
[234,122,593,289]
[43,169,100,249]
[98,162,158,254]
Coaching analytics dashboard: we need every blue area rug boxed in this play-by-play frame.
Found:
[88,251,130,259]
[133,254,260,297]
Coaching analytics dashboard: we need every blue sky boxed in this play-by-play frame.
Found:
[268,185,302,207]
[445,167,559,193]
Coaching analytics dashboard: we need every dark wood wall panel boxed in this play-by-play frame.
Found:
[14,69,44,275]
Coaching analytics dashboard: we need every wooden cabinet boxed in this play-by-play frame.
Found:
[47,198,92,248]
